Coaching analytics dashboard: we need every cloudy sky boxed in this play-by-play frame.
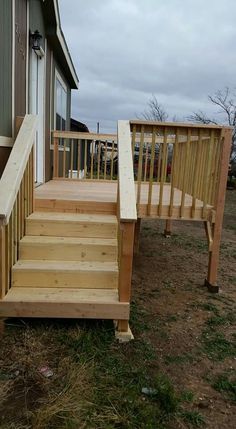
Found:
[58,0,236,133]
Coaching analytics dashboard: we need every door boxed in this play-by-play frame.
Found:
[29,45,45,183]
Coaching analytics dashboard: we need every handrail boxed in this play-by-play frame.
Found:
[117,120,137,222]
[0,115,37,226]
[130,119,226,130]
[0,114,37,299]
[53,130,117,142]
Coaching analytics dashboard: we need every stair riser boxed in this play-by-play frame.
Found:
[0,301,129,319]
[12,270,118,288]
[26,220,117,239]
[19,243,117,262]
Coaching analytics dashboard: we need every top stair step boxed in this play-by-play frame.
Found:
[26,212,117,238]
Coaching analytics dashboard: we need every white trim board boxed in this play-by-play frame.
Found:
[0,137,14,148]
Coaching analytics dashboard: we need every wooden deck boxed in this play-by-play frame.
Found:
[35,180,213,220]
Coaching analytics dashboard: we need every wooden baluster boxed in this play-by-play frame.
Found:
[4,224,9,293]
[90,140,94,179]
[136,126,144,211]
[211,136,221,206]
[28,151,32,214]
[70,139,74,178]
[63,138,66,178]
[157,140,162,183]
[202,130,214,218]
[208,133,218,206]
[53,137,59,178]
[143,142,149,182]
[147,127,156,215]
[180,128,191,218]
[17,191,21,251]
[169,128,179,217]
[104,141,107,179]
[84,139,88,178]
[23,171,27,223]
[97,141,101,179]
[111,141,114,179]
[77,140,81,179]
[132,124,136,161]
[158,127,168,216]
[191,129,203,217]
[13,203,17,264]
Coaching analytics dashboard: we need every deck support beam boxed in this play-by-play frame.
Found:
[205,128,231,293]
[164,219,172,237]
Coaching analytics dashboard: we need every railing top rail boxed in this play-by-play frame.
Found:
[118,120,137,222]
[52,130,117,142]
[0,114,37,226]
[130,119,233,131]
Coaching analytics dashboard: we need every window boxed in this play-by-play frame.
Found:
[55,71,67,130]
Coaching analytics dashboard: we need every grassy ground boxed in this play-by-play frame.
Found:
[0,191,236,429]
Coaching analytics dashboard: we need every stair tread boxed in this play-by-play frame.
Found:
[27,212,117,224]
[20,235,117,246]
[13,260,118,272]
[3,287,120,303]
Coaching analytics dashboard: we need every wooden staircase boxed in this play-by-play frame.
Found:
[0,116,137,338]
[1,212,129,321]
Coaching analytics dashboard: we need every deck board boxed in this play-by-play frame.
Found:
[35,180,213,220]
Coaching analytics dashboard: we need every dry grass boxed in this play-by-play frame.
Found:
[32,358,92,429]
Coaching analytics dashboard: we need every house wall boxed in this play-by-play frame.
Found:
[0,0,13,138]
[29,0,46,48]
[0,0,13,176]
[0,0,75,181]
[15,0,27,127]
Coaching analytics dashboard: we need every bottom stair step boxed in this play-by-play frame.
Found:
[0,287,129,319]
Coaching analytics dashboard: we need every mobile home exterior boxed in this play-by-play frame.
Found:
[0,0,79,182]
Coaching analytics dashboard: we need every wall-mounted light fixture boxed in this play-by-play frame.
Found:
[30,30,45,58]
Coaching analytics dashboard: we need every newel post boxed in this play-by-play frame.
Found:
[118,220,135,333]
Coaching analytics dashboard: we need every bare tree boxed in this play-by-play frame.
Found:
[141,95,168,122]
[188,87,236,164]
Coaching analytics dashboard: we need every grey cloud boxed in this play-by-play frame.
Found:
[59,0,236,133]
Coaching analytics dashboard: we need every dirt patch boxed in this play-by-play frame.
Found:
[0,191,235,429]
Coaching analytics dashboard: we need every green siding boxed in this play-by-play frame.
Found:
[0,0,12,137]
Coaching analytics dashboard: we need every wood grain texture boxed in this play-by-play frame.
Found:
[0,287,129,319]
[117,121,137,222]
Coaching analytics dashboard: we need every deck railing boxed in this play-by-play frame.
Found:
[116,121,137,331]
[129,120,231,219]
[0,115,37,299]
[52,130,117,180]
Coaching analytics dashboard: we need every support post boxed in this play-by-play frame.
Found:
[164,219,172,237]
[117,221,135,334]
[205,128,232,292]
[134,217,141,255]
